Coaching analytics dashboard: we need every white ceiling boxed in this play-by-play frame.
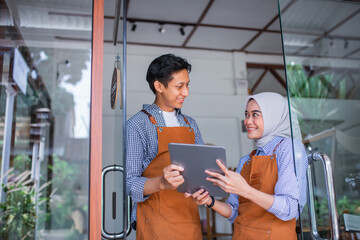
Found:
[104,0,360,60]
[4,0,360,60]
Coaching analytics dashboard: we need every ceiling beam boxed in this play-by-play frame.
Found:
[247,63,285,69]
[251,68,268,93]
[269,68,287,89]
[240,0,296,51]
[344,47,360,58]
[182,0,214,47]
[295,8,360,55]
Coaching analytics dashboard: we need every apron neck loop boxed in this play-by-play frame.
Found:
[141,109,157,125]
[142,109,192,132]
[183,116,193,132]
[270,139,284,159]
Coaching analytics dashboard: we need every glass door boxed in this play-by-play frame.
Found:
[0,0,94,239]
[101,0,130,239]
[278,0,360,239]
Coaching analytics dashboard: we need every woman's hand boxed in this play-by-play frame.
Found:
[184,189,212,206]
[160,164,184,190]
[206,159,250,198]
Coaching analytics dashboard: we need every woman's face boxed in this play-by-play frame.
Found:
[244,99,264,140]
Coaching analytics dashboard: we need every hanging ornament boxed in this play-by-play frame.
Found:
[110,54,122,109]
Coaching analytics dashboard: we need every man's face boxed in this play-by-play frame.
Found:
[155,69,190,112]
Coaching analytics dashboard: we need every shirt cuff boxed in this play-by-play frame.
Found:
[267,195,286,218]
[131,177,150,203]
[225,199,239,223]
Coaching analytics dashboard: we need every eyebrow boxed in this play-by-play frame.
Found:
[245,110,262,113]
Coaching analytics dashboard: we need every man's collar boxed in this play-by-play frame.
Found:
[143,104,182,115]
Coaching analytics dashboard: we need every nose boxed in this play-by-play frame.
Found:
[182,86,189,97]
[245,116,253,126]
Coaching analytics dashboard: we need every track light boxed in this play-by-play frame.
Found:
[131,21,137,32]
[158,23,166,33]
[179,25,186,36]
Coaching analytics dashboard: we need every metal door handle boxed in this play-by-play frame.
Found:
[307,152,340,240]
[101,165,131,239]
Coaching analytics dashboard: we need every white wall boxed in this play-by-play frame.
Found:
[102,44,266,238]
[103,44,265,168]
[102,43,360,238]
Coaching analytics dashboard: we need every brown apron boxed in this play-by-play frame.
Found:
[232,140,296,240]
[136,110,202,240]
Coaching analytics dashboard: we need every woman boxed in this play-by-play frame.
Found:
[186,92,307,239]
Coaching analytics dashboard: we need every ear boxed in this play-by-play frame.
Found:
[154,80,163,93]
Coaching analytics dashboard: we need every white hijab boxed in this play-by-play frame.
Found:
[245,92,291,148]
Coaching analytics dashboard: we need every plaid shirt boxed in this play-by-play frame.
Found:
[226,136,308,222]
[126,104,204,225]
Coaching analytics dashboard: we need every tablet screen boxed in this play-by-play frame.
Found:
[168,143,227,198]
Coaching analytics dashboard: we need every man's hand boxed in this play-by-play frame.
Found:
[184,189,212,206]
[160,164,185,190]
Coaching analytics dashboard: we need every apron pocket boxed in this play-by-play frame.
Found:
[159,190,199,224]
[235,224,271,240]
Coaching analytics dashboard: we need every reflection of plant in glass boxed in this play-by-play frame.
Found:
[13,154,32,173]
[286,64,333,99]
[314,196,360,226]
[0,169,50,240]
[47,154,86,235]
[337,195,360,215]
[286,64,337,137]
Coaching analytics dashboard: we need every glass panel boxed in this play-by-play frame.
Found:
[279,0,360,239]
[0,0,93,239]
[101,0,128,239]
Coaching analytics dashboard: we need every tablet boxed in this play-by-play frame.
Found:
[168,143,227,198]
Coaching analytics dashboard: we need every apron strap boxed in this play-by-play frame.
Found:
[142,109,192,131]
[141,110,157,125]
[270,139,285,159]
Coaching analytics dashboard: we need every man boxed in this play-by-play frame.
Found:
[126,54,204,240]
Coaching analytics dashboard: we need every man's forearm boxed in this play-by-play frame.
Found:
[143,176,164,196]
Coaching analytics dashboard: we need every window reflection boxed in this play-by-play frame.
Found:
[0,0,92,239]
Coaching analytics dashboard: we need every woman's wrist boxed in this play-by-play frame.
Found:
[206,196,215,208]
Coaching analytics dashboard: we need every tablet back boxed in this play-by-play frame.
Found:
[168,143,227,198]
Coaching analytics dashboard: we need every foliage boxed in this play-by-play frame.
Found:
[286,64,333,99]
[314,195,360,226]
[286,64,338,137]
[0,153,85,239]
[47,154,81,230]
[0,169,50,240]
[13,154,32,173]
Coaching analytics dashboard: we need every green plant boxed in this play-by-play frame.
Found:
[286,64,333,99]
[336,195,360,215]
[46,154,80,229]
[0,169,50,240]
[13,154,32,173]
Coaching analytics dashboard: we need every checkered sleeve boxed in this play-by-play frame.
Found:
[187,116,204,145]
[126,122,149,203]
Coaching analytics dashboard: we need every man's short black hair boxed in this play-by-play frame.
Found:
[146,54,192,94]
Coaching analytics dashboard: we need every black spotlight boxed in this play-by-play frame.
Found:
[179,25,186,36]
[158,23,165,33]
[131,22,137,32]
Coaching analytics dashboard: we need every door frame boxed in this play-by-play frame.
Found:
[89,0,104,238]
